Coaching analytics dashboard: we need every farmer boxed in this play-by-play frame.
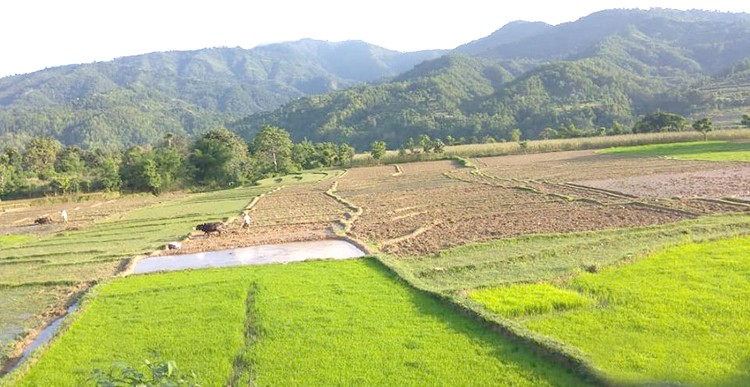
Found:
[60,209,68,224]
[241,211,251,230]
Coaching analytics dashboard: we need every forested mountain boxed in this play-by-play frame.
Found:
[3,8,750,150]
[234,9,750,148]
[0,40,444,148]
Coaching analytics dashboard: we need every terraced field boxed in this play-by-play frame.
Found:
[3,140,750,386]
[336,151,748,256]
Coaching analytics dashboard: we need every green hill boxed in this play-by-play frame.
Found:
[232,9,750,149]
[0,41,444,148]
[3,8,750,150]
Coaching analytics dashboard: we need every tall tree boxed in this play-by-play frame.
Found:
[338,143,355,167]
[370,141,387,162]
[692,118,713,141]
[23,137,63,178]
[252,126,294,175]
[189,128,252,187]
[633,111,688,133]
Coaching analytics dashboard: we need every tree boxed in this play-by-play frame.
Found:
[23,137,63,178]
[154,146,184,191]
[119,147,162,194]
[370,141,387,162]
[444,135,455,146]
[252,126,293,175]
[419,134,432,153]
[98,155,121,192]
[315,142,339,167]
[539,128,558,140]
[692,118,713,141]
[633,111,688,133]
[510,128,522,142]
[56,146,85,174]
[337,143,355,167]
[432,139,445,153]
[292,139,317,169]
[405,137,417,154]
[189,128,252,187]
[0,148,27,197]
[741,114,750,127]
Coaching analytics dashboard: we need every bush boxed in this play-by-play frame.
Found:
[90,357,199,386]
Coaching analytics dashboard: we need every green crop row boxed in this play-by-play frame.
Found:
[9,259,584,386]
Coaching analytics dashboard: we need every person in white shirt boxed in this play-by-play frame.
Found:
[241,211,251,230]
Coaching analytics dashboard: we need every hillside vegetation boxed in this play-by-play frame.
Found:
[0,41,443,148]
[2,9,750,151]
[235,9,750,148]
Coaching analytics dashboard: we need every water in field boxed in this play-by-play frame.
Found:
[3,303,78,375]
[133,239,366,274]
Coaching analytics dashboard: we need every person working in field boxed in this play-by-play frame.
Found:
[241,211,252,231]
[61,209,68,224]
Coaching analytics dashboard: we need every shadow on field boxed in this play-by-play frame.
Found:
[359,258,587,385]
[707,357,750,386]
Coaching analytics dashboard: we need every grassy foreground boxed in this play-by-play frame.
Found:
[472,236,750,385]
[0,172,337,365]
[600,140,750,162]
[12,259,584,386]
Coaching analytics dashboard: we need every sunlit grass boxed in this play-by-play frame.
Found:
[14,259,584,386]
[469,283,593,318]
[600,140,750,162]
[0,236,35,249]
[515,236,750,385]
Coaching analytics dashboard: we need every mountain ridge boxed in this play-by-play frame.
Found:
[3,8,750,149]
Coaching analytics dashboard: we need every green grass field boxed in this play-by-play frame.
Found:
[351,130,750,166]
[600,140,750,162]
[385,213,750,293]
[469,283,593,319]
[11,259,585,386]
[471,236,750,385]
[0,182,288,366]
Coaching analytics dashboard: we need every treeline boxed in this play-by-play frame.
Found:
[0,126,356,199]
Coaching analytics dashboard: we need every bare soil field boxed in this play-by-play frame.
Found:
[169,180,350,255]
[334,155,748,256]
[473,150,743,182]
[579,165,750,199]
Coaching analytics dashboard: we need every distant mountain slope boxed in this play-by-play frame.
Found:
[232,55,514,146]
[453,21,552,56]
[0,40,444,148]
[234,8,750,148]
[4,8,750,149]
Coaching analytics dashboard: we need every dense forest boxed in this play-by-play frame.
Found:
[235,9,750,148]
[2,8,750,151]
[0,126,357,199]
[0,41,443,148]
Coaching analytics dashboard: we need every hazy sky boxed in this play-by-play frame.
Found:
[1,0,748,78]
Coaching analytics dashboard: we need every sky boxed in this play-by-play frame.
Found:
[1,0,749,78]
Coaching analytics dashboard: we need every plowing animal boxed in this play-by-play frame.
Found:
[34,216,54,224]
[196,222,224,236]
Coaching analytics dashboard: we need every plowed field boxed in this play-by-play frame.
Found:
[171,180,350,255]
[335,153,748,256]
